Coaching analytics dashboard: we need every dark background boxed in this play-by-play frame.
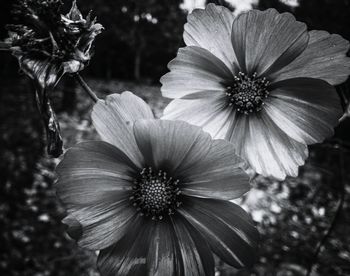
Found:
[1,0,350,275]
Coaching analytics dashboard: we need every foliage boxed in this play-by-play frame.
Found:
[78,0,186,81]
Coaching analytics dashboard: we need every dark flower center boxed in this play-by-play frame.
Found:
[130,167,182,220]
[226,72,270,114]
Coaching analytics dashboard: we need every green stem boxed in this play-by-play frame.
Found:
[74,73,99,103]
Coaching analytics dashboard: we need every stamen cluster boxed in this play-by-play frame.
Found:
[226,72,270,114]
[130,167,182,220]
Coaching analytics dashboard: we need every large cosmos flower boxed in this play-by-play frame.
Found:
[161,4,349,179]
[55,92,259,275]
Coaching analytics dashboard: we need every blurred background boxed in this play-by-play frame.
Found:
[0,0,350,275]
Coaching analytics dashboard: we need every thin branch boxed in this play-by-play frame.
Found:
[339,107,350,122]
[338,80,350,122]
[306,150,345,276]
[74,73,99,103]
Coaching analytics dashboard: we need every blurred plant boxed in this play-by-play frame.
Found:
[4,0,103,157]
[85,0,186,81]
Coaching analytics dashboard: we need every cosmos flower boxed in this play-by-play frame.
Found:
[160,4,349,179]
[6,0,103,156]
[55,92,259,275]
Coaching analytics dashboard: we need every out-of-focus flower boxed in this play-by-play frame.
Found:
[6,0,103,157]
[56,92,259,275]
[161,4,349,179]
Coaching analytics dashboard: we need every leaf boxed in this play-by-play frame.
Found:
[15,52,64,157]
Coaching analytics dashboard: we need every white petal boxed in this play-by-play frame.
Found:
[265,78,342,144]
[231,9,308,76]
[161,46,232,99]
[226,111,308,180]
[271,30,350,85]
[92,92,154,168]
[133,119,212,175]
[162,95,232,140]
[182,139,250,200]
[184,3,237,71]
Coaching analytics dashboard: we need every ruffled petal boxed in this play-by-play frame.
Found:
[172,215,215,276]
[56,141,136,208]
[182,139,250,200]
[160,46,233,99]
[133,119,212,176]
[92,92,154,168]
[226,111,308,180]
[231,9,308,76]
[65,198,137,250]
[184,3,237,71]
[270,30,350,85]
[162,95,232,139]
[97,217,151,276]
[147,220,184,276]
[265,78,342,144]
[56,141,140,250]
[179,197,258,268]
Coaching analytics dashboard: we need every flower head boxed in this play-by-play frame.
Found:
[6,0,103,156]
[56,92,258,275]
[161,4,349,179]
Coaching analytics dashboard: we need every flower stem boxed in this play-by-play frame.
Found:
[74,73,99,103]
[305,150,345,276]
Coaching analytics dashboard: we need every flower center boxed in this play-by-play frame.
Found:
[130,167,182,220]
[226,72,270,114]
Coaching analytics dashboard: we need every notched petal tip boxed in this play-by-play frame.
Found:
[231,8,308,76]
[183,3,236,70]
[91,91,153,168]
[267,78,342,146]
[271,30,350,85]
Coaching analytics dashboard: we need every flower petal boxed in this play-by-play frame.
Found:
[162,95,232,140]
[97,217,151,276]
[56,141,140,250]
[62,217,83,241]
[65,198,137,250]
[133,119,212,176]
[231,9,308,76]
[147,220,184,276]
[226,111,308,180]
[184,3,237,70]
[92,92,154,168]
[265,78,342,144]
[161,46,233,99]
[56,141,136,208]
[172,215,215,276]
[270,30,350,85]
[179,197,258,268]
[182,139,250,200]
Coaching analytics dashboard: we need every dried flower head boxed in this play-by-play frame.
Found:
[6,0,103,156]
